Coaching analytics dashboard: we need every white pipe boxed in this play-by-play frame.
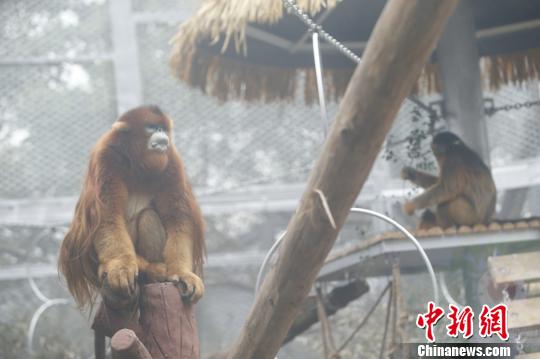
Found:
[255,207,440,305]
[312,32,329,135]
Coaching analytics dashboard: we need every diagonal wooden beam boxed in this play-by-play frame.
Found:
[246,25,295,50]
[282,279,370,344]
[225,1,458,358]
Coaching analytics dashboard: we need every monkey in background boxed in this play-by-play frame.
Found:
[401,131,496,229]
[58,105,205,309]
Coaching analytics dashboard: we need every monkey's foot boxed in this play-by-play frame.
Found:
[167,271,204,304]
[99,258,138,298]
[418,210,438,230]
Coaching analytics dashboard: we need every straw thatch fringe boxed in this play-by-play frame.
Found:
[173,49,298,103]
[414,48,540,97]
[172,47,540,104]
[170,0,337,59]
[413,62,442,96]
[481,48,540,91]
[170,1,540,104]
[172,47,356,104]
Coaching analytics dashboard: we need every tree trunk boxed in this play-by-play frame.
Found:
[226,1,458,358]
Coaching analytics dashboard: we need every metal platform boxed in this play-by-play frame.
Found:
[318,220,540,282]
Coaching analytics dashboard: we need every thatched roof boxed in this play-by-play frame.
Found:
[170,0,540,103]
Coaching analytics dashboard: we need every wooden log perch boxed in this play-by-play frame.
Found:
[283,279,369,344]
[139,282,200,358]
[111,329,152,359]
[226,1,458,358]
[93,282,199,359]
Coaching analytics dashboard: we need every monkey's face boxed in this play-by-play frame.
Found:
[431,131,463,158]
[145,123,170,154]
[115,105,173,173]
[137,119,172,173]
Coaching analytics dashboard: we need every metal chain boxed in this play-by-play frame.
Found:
[282,0,360,63]
[282,0,437,117]
[485,99,540,117]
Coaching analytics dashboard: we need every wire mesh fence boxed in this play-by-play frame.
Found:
[0,0,111,60]
[1,0,540,201]
[487,83,540,165]
[0,62,116,198]
[137,21,329,188]
[382,84,540,175]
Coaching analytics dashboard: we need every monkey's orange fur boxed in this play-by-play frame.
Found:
[58,106,205,308]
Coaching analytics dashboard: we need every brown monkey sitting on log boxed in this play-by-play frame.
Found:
[58,105,205,309]
[401,131,496,229]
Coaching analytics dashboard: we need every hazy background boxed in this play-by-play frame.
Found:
[1,1,540,358]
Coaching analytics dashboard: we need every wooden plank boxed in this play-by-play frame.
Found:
[508,297,540,330]
[488,251,540,285]
[319,228,540,282]
[225,1,458,358]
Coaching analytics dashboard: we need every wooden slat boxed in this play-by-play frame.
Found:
[488,251,540,285]
[508,297,540,330]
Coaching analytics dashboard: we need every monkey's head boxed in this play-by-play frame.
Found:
[113,105,173,172]
[431,131,465,158]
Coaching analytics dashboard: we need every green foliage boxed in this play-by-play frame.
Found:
[384,106,440,172]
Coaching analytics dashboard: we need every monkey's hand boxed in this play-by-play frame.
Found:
[98,256,138,298]
[167,270,204,304]
[400,166,417,181]
[403,201,416,216]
